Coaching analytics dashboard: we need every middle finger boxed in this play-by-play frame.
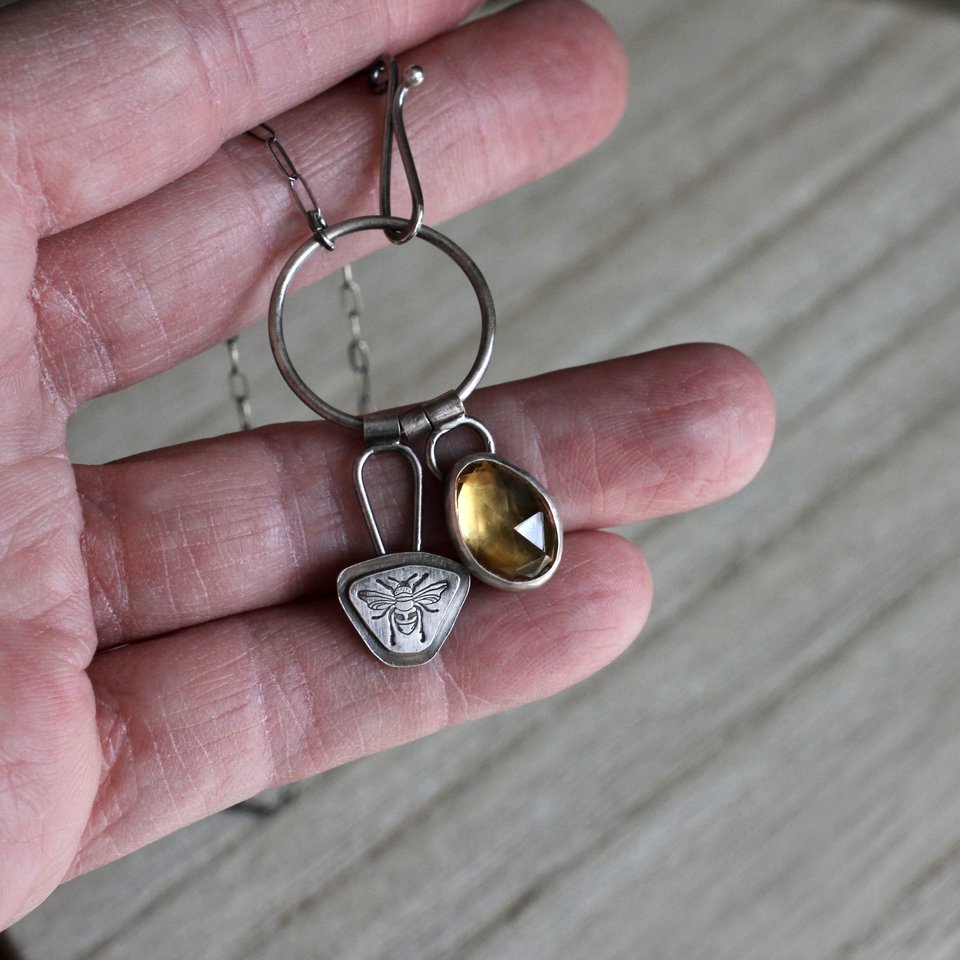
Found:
[77,347,775,648]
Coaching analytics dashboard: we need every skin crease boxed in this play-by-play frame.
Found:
[0,0,776,929]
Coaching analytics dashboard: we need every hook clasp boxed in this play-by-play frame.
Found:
[371,54,425,244]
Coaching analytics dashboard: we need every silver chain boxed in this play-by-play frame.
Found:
[339,264,375,414]
[248,123,331,245]
[225,335,252,431]
[224,125,375,428]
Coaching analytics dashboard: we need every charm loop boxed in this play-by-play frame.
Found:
[425,416,496,481]
[269,215,496,434]
[354,443,423,556]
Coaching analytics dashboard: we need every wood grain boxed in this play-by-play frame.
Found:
[10,0,960,957]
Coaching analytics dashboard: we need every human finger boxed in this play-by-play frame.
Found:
[1,0,484,235]
[77,347,775,647]
[33,0,628,408]
[73,530,651,875]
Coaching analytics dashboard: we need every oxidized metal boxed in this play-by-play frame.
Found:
[338,553,470,667]
[257,55,564,667]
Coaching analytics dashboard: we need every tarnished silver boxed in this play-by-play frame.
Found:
[371,56,426,244]
[338,553,470,667]
[445,452,564,592]
[240,127,375,424]
[362,414,402,447]
[399,392,465,439]
[224,336,252,431]
[354,444,423,556]
[339,264,374,414]
[248,123,331,247]
[269,216,496,436]
[251,53,563,666]
[338,442,470,667]
[425,415,496,481]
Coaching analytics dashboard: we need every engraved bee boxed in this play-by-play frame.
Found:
[356,573,451,647]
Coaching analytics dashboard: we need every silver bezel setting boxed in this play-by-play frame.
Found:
[445,453,563,592]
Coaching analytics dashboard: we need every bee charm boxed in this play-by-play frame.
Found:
[356,573,452,648]
[337,444,470,668]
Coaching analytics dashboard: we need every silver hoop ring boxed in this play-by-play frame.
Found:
[269,215,496,432]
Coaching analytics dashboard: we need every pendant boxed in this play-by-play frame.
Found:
[260,55,567,668]
[425,418,564,593]
[338,443,470,668]
[338,552,469,668]
[446,453,562,591]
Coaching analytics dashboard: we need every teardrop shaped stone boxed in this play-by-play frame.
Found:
[453,458,560,585]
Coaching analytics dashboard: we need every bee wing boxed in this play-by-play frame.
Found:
[411,579,451,607]
[356,589,397,611]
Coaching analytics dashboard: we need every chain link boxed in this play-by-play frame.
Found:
[339,264,374,414]
[224,127,377,428]
[225,336,252,431]
[247,124,330,246]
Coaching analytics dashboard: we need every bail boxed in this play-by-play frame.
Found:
[354,443,423,556]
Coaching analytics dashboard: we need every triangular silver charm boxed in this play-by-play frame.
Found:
[337,552,470,667]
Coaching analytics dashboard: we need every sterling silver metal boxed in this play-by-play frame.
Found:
[339,442,470,667]
[224,336,252,431]
[268,216,496,435]
[235,123,374,423]
[248,122,331,246]
[370,56,426,244]
[338,553,470,667]
[354,443,423,556]
[253,53,563,666]
[339,264,374,415]
[425,415,496,481]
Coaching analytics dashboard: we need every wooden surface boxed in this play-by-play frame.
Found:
[10,0,960,956]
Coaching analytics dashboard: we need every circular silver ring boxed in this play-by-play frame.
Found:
[425,416,496,481]
[269,215,496,433]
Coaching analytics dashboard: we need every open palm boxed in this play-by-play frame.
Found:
[0,0,775,927]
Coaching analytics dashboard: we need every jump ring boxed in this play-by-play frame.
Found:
[269,215,496,433]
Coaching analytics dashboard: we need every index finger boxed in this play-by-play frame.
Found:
[0,0,482,235]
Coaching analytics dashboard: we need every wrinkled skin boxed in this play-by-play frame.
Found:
[0,0,775,927]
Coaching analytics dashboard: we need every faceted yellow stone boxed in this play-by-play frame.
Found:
[454,459,559,583]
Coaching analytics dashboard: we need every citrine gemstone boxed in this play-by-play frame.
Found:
[454,459,560,584]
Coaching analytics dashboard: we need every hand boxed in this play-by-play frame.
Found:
[0,0,775,927]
